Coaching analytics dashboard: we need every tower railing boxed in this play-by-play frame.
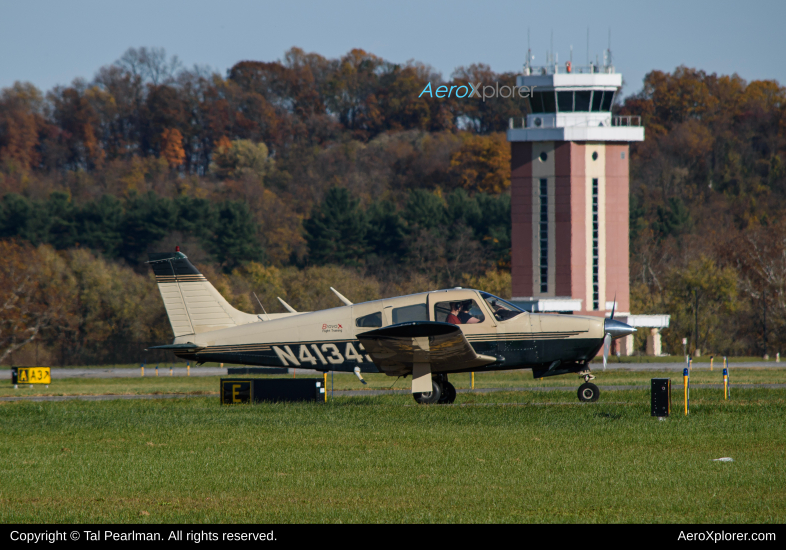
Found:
[612,116,642,127]
[509,116,641,129]
[522,64,615,75]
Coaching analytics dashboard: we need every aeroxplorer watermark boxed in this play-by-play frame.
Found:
[678,530,776,542]
[418,82,535,101]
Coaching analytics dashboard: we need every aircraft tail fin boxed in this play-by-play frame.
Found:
[147,249,259,337]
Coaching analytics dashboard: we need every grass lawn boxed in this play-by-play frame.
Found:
[0,383,784,523]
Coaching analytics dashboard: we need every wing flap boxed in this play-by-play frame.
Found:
[357,321,497,375]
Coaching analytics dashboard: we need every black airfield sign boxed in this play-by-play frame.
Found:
[220,378,324,404]
[221,380,253,404]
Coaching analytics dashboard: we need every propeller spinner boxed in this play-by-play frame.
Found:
[601,297,635,370]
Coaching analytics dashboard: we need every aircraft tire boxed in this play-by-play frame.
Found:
[439,381,457,404]
[577,382,600,402]
[413,378,442,404]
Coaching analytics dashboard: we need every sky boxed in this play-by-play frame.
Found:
[1,0,785,98]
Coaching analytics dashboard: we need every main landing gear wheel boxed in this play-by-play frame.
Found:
[414,378,442,404]
[439,381,457,404]
[577,382,600,403]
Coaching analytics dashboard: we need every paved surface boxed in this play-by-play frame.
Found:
[2,383,784,402]
[602,363,786,370]
[38,367,229,378]
[5,362,785,380]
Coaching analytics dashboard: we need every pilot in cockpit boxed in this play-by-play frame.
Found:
[458,300,481,324]
[446,302,462,325]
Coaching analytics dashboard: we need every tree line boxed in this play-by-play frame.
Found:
[0,46,525,175]
[0,191,262,270]
[621,67,786,357]
[0,185,510,280]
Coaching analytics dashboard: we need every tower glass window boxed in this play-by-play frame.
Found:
[528,92,544,113]
[592,178,599,310]
[557,91,574,112]
[539,178,548,293]
[530,91,556,113]
[601,91,615,111]
[574,91,591,112]
[541,91,556,113]
[591,91,604,112]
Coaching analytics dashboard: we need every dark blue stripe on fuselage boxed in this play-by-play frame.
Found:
[172,337,604,374]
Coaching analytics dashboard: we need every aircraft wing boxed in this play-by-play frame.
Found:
[357,321,497,377]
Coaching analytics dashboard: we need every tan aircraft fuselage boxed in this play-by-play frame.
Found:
[169,288,606,379]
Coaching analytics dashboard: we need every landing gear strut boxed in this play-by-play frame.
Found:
[413,374,456,405]
[577,369,600,402]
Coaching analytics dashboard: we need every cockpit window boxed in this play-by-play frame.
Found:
[480,292,525,321]
[435,300,486,325]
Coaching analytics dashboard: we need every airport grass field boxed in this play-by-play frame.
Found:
[1,370,785,523]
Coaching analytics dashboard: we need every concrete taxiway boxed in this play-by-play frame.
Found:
[7,362,786,380]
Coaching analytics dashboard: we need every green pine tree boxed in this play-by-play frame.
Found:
[304,187,369,266]
[77,195,124,258]
[211,201,265,272]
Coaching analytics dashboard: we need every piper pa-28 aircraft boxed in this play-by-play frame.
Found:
[148,248,635,404]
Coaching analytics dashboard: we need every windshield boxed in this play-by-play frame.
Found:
[480,292,525,322]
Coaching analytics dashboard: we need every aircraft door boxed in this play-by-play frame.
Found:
[490,311,537,366]
[431,292,498,359]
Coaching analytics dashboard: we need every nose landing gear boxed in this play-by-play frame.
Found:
[577,369,600,402]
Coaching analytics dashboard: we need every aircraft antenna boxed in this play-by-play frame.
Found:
[253,292,267,315]
[277,297,298,313]
[330,287,353,306]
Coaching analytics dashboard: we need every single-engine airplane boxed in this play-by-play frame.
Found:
[147,248,635,404]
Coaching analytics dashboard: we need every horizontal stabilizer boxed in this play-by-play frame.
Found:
[146,343,205,351]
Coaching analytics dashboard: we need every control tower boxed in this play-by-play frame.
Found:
[508,52,668,354]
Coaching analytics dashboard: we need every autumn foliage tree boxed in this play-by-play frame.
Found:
[0,241,71,363]
[449,132,511,193]
[160,128,185,168]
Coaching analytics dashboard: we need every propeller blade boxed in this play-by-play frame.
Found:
[610,293,616,320]
[603,333,611,371]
